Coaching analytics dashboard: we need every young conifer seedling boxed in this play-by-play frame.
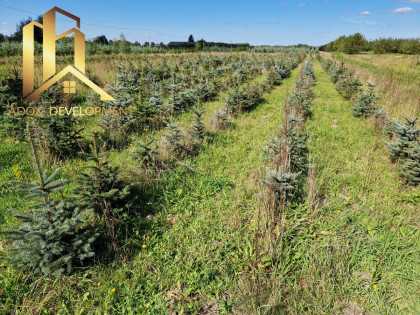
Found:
[3,127,96,275]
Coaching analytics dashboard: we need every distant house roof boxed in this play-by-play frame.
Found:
[167,41,195,48]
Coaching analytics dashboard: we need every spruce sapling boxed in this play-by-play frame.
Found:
[384,117,419,185]
[191,106,206,139]
[133,138,159,168]
[3,127,96,275]
[352,83,380,118]
[74,134,132,253]
[163,117,185,153]
[385,117,419,162]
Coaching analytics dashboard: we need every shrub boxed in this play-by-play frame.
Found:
[3,130,96,275]
[263,167,301,206]
[273,59,291,84]
[0,69,28,139]
[329,61,345,84]
[75,135,132,252]
[262,115,308,176]
[336,71,362,100]
[352,83,380,118]
[226,84,262,114]
[133,138,159,168]
[399,143,420,186]
[33,109,85,160]
[193,81,214,103]
[385,117,420,185]
[385,117,419,162]
[262,136,283,164]
[303,59,315,82]
[289,60,314,120]
[163,117,185,154]
[99,83,135,149]
[288,115,309,175]
[191,106,206,139]
[168,89,196,113]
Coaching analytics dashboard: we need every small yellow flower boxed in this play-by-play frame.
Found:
[337,210,341,213]
[373,285,378,290]
[13,165,24,180]
[112,288,116,292]
[258,263,265,269]
[129,143,132,146]
[348,197,352,200]
[142,244,147,248]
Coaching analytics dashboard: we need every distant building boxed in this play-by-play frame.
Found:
[167,41,195,48]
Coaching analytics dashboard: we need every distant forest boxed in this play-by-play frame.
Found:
[0,16,318,56]
[0,16,255,55]
[320,33,420,54]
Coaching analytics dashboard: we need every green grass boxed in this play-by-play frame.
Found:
[0,138,32,226]
[1,58,418,314]
[0,65,300,313]
[329,52,420,119]
[295,60,419,313]
[332,52,420,87]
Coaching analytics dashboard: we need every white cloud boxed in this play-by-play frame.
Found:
[281,2,291,6]
[389,7,416,13]
[347,11,371,17]
[2,22,7,25]
[203,19,209,23]
[298,3,307,7]
[391,0,420,3]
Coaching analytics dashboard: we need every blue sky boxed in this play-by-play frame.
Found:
[0,0,419,45]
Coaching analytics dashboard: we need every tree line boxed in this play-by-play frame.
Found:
[320,33,420,55]
[0,16,252,55]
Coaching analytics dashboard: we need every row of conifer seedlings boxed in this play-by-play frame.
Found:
[240,58,316,312]
[0,54,302,277]
[318,56,419,186]
[0,53,269,160]
[134,55,301,172]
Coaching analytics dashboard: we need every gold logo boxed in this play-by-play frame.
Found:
[22,7,114,101]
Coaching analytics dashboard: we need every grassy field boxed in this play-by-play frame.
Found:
[302,61,418,313]
[325,52,420,119]
[0,52,419,314]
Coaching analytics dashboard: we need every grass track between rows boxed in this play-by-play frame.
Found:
[296,60,419,313]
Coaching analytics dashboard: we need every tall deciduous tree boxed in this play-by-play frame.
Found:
[11,16,43,43]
